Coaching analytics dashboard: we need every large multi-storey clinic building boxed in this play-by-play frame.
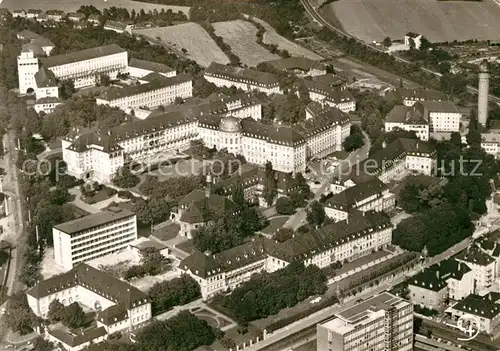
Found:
[317,292,413,351]
[62,99,351,183]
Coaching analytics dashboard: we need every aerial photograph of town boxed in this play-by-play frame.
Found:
[1,0,500,350]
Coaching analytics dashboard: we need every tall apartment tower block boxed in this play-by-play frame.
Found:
[478,59,490,126]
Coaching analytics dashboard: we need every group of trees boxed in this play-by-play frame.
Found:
[5,293,39,335]
[147,275,201,315]
[139,174,205,199]
[393,203,474,256]
[218,261,327,325]
[342,124,365,151]
[135,311,217,351]
[202,23,240,66]
[306,201,326,228]
[112,167,141,188]
[48,300,86,329]
[192,202,267,254]
[123,248,172,280]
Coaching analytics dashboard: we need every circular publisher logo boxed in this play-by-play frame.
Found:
[456,315,480,341]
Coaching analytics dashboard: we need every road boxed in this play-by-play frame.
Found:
[283,132,370,230]
[0,132,29,346]
[248,236,472,351]
[303,0,500,104]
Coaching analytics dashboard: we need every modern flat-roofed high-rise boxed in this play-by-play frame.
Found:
[53,207,137,270]
[317,292,413,351]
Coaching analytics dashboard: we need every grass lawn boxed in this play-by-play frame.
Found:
[152,223,180,241]
[260,216,288,236]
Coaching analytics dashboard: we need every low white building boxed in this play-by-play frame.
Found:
[204,62,282,95]
[404,32,422,50]
[34,97,63,114]
[53,207,137,270]
[385,101,461,141]
[264,57,327,77]
[325,176,395,222]
[127,58,176,79]
[481,133,500,159]
[26,263,151,333]
[180,211,392,300]
[301,79,356,113]
[103,20,133,34]
[96,73,193,112]
[45,10,65,22]
[67,12,84,22]
[46,326,107,351]
[26,9,43,19]
[409,258,474,310]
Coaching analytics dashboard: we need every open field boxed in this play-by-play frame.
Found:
[1,0,190,16]
[213,20,279,67]
[251,17,322,60]
[135,23,230,67]
[324,0,500,43]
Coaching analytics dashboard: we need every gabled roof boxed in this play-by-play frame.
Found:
[98,73,191,101]
[451,294,500,320]
[205,62,279,87]
[54,208,135,235]
[386,88,447,103]
[301,79,354,105]
[41,44,126,68]
[179,190,238,223]
[104,20,130,30]
[129,57,175,75]
[264,57,326,72]
[48,327,107,347]
[409,258,471,291]
[64,132,122,153]
[179,237,274,278]
[27,263,149,309]
[325,177,388,211]
[98,304,128,326]
[456,246,495,266]
[35,67,57,88]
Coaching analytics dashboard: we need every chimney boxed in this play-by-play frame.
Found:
[205,174,212,198]
[382,140,387,149]
[436,270,439,280]
[458,262,461,271]
[416,142,419,150]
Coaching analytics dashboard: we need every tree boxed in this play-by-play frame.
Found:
[231,182,245,208]
[342,125,365,152]
[382,36,391,47]
[62,302,86,329]
[275,227,294,242]
[306,201,325,228]
[5,293,37,335]
[174,96,183,105]
[276,196,295,215]
[262,161,277,206]
[32,337,54,351]
[293,172,311,198]
[466,108,481,147]
[450,132,462,147]
[112,167,140,188]
[48,299,65,322]
[60,79,75,99]
[289,190,306,208]
[98,74,112,86]
[135,311,216,351]
[148,275,201,315]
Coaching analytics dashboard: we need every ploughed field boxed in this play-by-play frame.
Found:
[213,20,280,67]
[135,22,230,67]
[324,0,500,43]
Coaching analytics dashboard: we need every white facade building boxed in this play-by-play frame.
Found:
[340,138,437,184]
[385,101,461,141]
[180,211,392,300]
[317,292,413,351]
[385,87,447,107]
[404,32,422,50]
[127,58,176,79]
[301,79,356,113]
[325,177,395,222]
[26,263,151,334]
[456,246,497,291]
[481,133,500,159]
[264,57,327,77]
[53,208,137,270]
[204,62,282,95]
[96,73,192,113]
[409,258,474,310]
